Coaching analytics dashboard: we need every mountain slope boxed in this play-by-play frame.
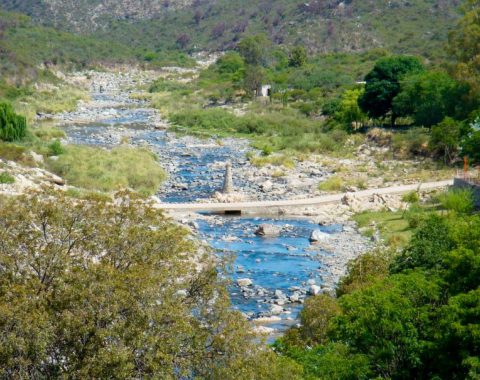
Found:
[0,0,462,59]
[0,0,193,31]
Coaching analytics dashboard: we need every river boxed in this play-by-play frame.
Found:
[57,71,370,336]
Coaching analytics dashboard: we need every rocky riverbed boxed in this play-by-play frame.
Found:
[51,70,374,336]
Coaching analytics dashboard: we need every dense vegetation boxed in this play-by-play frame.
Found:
[0,193,302,378]
[0,0,479,378]
[159,0,480,166]
[0,102,26,141]
[1,0,461,61]
[276,189,480,379]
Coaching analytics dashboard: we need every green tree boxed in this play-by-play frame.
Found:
[392,214,455,273]
[461,117,480,163]
[429,117,462,164]
[436,289,480,378]
[243,65,265,97]
[359,56,424,126]
[237,35,269,66]
[283,295,341,348]
[216,52,244,75]
[449,0,480,102]
[0,102,27,141]
[332,272,441,379]
[338,88,367,128]
[337,249,393,296]
[288,46,307,67]
[275,342,372,380]
[0,192,300,379]
[393,71,470,127]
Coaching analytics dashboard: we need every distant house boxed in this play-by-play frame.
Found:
[259,85,272,97]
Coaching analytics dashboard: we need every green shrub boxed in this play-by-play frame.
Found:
[0,171,15,184]
[48,140,65,156]
[405,205,427,228]
[438,189,475,214]
[319,175,343,192]
[0,102,27,142]
[261,145,273,156]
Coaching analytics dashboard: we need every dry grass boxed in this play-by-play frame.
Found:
[48,145,166,195]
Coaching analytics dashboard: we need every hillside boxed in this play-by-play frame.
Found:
[0,0,193,32]
[0,0,462,59]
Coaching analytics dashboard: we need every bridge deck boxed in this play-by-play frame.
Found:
[155,180,453,212]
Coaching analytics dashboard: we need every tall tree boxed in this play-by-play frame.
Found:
[0,192,301,379]
[393,71,470,127]
[449,0,480,101]
[358,56,424,126]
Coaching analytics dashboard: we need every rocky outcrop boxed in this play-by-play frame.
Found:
[0,158,66,196]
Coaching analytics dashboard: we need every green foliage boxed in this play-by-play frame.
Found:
[337,250,393,297]
[429,117,461,164]
[392,214,455,273]
[449,0,480,101]
[318,175,343,192]
[436,288,480,378]
[438,188,475,215]
[170,108,348,154]
[402,191,420,204]
[0,171,15,184]
[337,88,366,127]
[0,102,27,142]
[359,55,425,125]
[394,71,471,127]
[47,139,64,156]
[462,118,480,163]
[216,52,245,75]
[391,127,430,158]
[275,342,372,380]
[0,193,300,378]
[237,35,270,66]
[48,145,166,195]
[333,271,441,379]
[288,46,307,68]
[283,295,341,348]
[404,204,428,229]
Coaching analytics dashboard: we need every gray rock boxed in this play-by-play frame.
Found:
[309,230,330,243]
[237,278,253,287]
[255,224,281,237]
[308,285,322,296]
[270,304,284,315]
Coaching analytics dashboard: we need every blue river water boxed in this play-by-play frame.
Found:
[61,91,342,333]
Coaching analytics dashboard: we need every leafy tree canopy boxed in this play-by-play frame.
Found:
[359,55,424,125]
[393,71,471,128]
[0,192,301,379]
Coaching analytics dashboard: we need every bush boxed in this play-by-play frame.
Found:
[438,189,475,214]
[405,205,427,228]
[318,175,343,191]
[0,102,27,142]
[48,140,64,156]
[0,171,15,184]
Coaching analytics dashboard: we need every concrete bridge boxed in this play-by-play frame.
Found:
[155,180,453,214]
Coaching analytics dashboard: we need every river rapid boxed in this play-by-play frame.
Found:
[56,71,371,337]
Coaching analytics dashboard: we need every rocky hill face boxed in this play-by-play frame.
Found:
[0,0,461,58]
[0,0,193,31]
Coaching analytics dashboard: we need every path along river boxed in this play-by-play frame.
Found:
[57,72,370,336]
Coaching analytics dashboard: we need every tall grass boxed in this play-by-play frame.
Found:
[170,108,349,154]
[48,146,166,196]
